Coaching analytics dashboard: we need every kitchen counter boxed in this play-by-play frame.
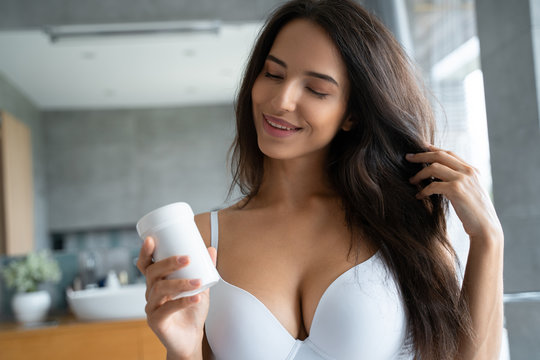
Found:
[0,315,166,360]
[0,314,77,332]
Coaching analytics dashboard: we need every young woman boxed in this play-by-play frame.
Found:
[137,1,504,359]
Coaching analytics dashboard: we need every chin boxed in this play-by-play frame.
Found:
[257,142,292,160]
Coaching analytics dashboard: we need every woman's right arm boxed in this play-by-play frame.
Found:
[137,236,217,360]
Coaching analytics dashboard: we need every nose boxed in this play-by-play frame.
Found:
[271,81,299,112]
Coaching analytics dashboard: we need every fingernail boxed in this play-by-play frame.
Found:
[190,295,200,303]
[189,279,201,286]
[177,256,189,265]
[406,153,414,159]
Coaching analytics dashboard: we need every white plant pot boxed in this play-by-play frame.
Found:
[11,290,51,324]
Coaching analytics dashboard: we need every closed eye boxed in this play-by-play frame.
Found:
[307,87,328,99]
[264,72,283,80]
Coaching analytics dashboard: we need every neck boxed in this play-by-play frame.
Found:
[251,152,337,209]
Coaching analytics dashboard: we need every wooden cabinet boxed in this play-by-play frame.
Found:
[0,111,34,255]
[0,318,166,360]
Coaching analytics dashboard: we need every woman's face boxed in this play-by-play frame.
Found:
[251,19,351,161]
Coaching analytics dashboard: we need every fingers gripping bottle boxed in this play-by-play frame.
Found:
[137,202,220,298]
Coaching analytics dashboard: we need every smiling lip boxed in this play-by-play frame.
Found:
[262,114,301,138]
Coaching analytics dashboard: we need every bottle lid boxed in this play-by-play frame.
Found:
[136,202,193,238]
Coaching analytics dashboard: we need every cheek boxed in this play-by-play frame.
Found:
[306,103,347,132]
[251,76,265,106]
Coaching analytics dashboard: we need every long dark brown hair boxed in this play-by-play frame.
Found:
[230,0,472,358]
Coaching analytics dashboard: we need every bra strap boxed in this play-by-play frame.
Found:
[210,211,219,251]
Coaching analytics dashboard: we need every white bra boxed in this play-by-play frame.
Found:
[204,211,413,360]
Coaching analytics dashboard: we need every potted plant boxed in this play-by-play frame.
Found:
[1,250,61,323]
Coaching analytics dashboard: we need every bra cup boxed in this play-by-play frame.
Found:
[206,279,297,360]
[307,259,409,359]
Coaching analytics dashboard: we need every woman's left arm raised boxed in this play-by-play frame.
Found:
[407,144,504,360]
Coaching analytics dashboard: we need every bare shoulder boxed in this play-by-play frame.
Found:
[194,212,212,248]
[194,202,244,249]
[217,201,251,228]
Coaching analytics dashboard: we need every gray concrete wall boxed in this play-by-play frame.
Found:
[475,0,540,358]
[43,104,235,232]
[0,72,48,251]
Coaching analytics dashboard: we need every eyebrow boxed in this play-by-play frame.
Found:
[267,54,339,87]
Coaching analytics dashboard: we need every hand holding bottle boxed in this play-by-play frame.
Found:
[137,236,217,360]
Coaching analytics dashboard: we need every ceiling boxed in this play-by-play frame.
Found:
[0,22,262,110]
[0,1,475,111]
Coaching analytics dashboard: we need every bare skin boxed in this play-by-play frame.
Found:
[137,19,504,360]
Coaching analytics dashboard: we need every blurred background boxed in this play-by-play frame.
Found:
[0,0,538,359]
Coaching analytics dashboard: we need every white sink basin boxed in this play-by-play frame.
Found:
[66,283,146,321]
